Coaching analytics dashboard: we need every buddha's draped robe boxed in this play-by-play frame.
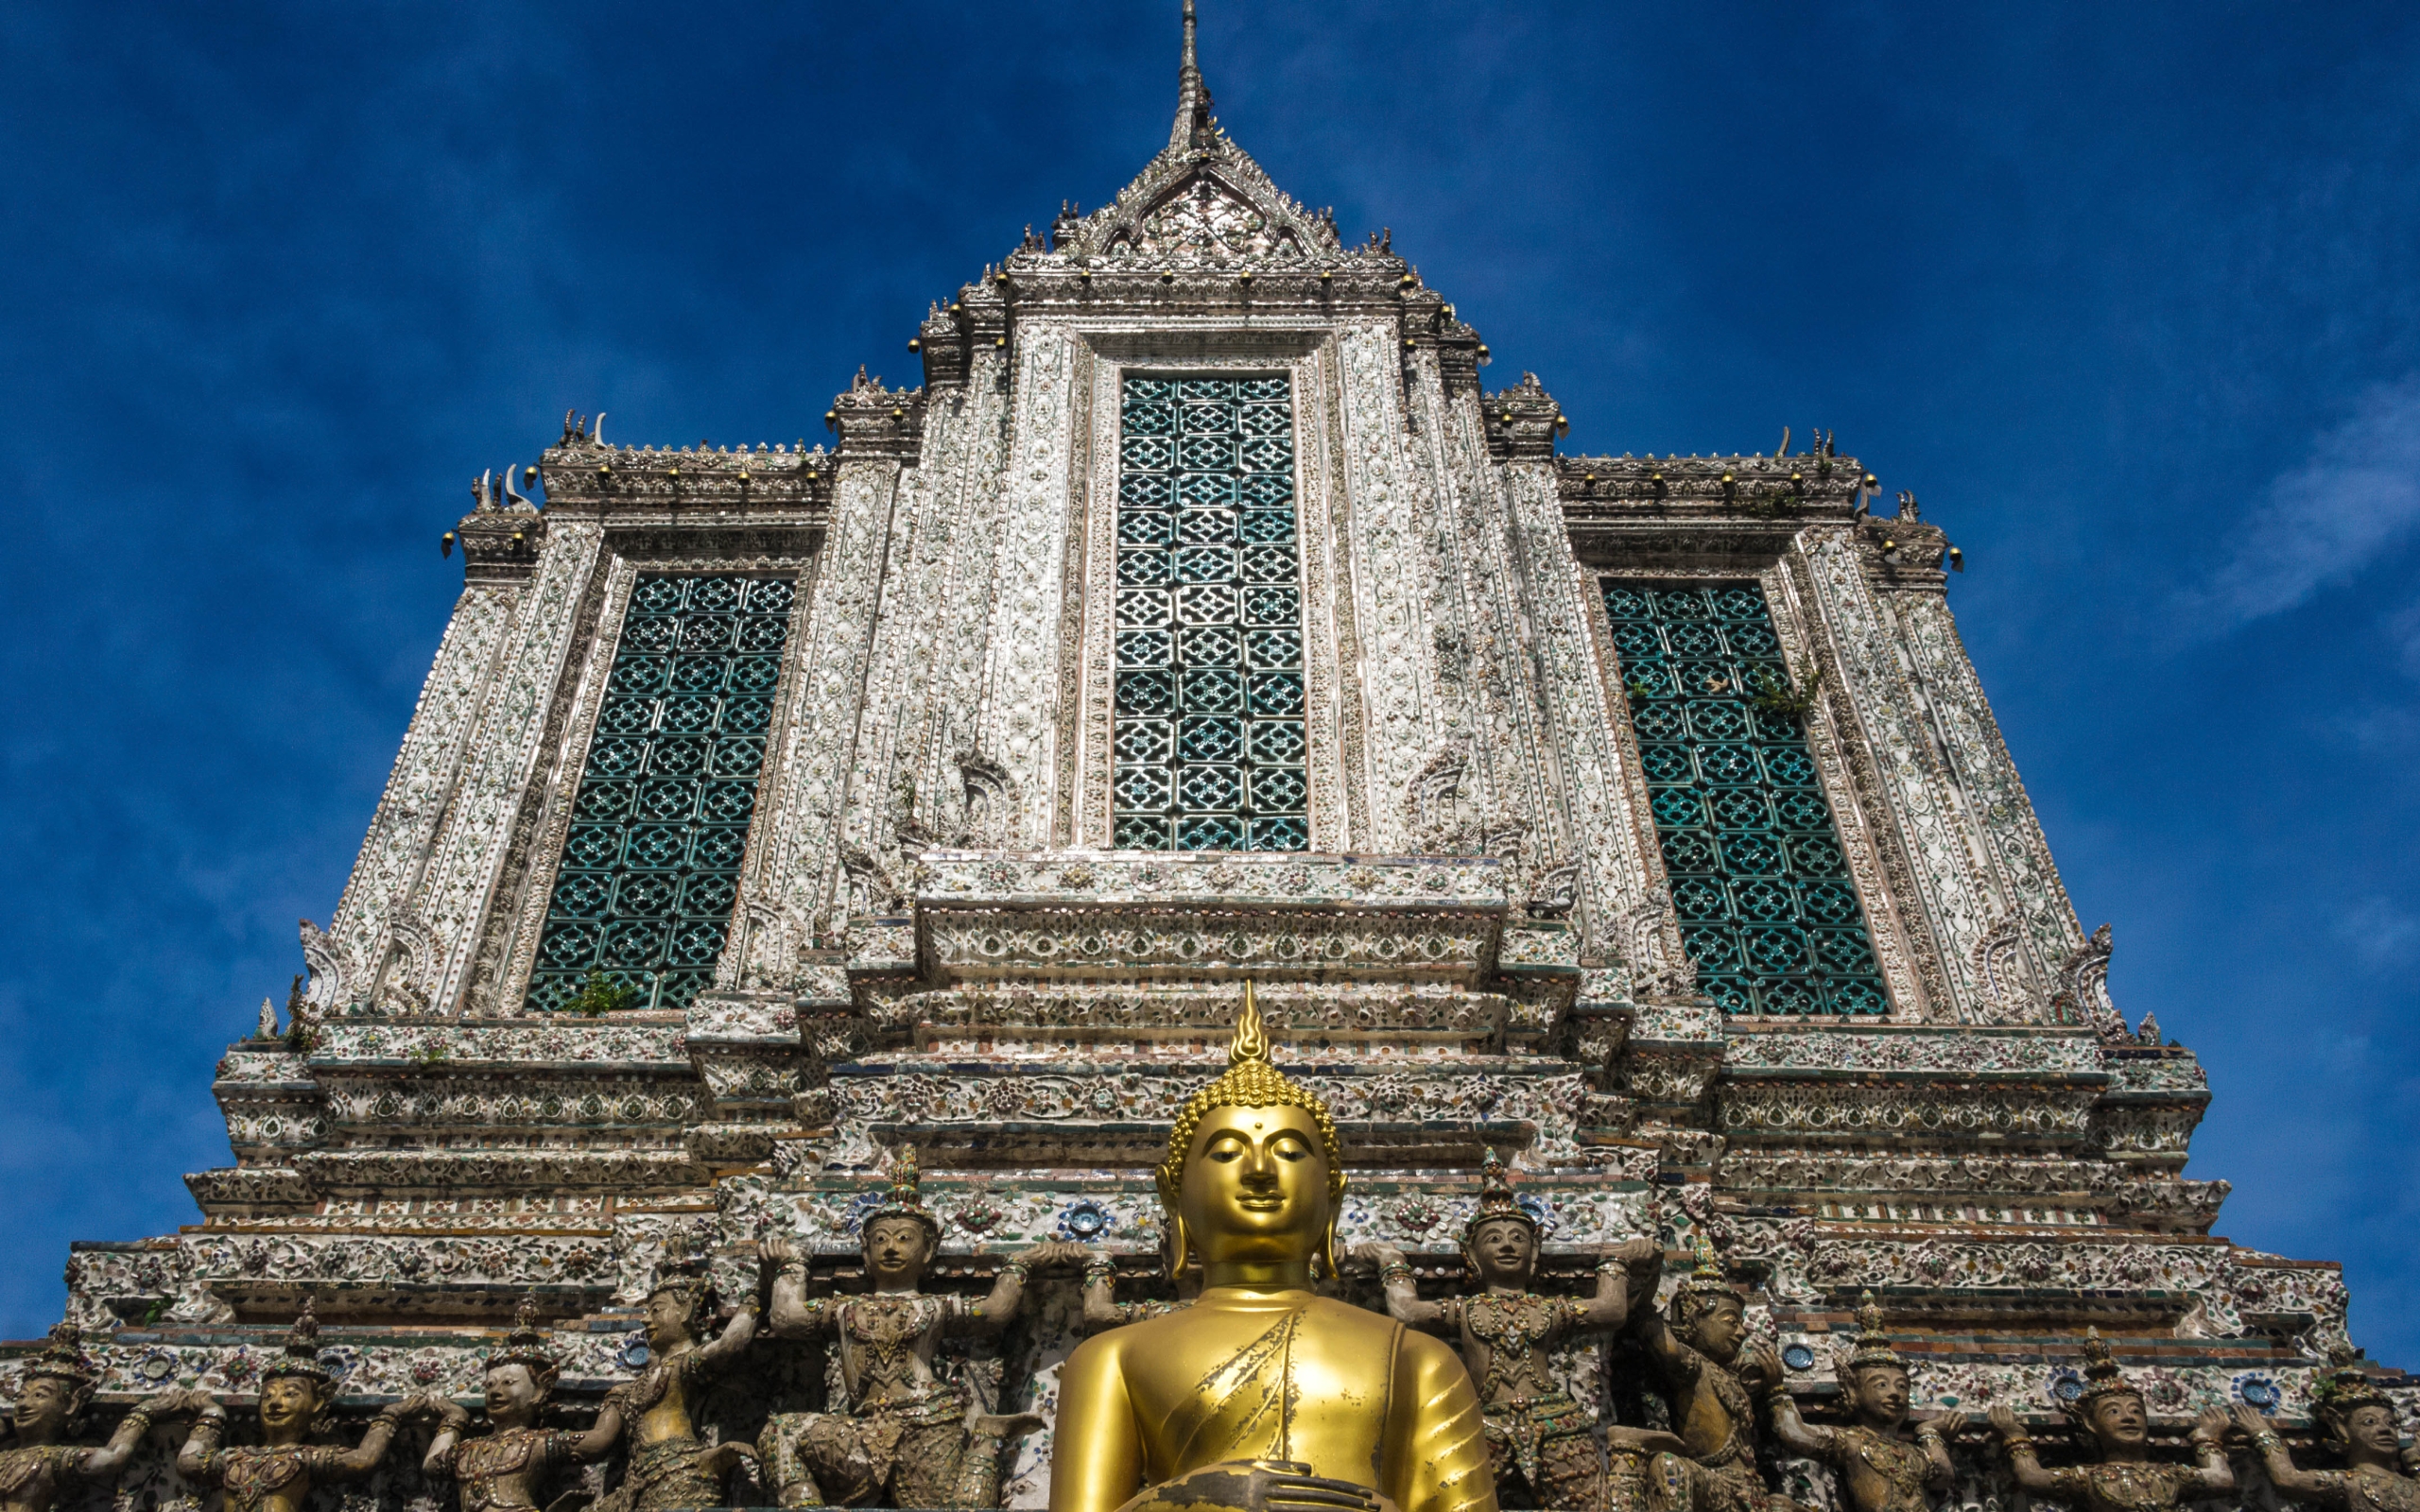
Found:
[1051,1291,1496,1512]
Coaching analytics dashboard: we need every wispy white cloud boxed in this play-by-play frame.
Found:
[2183,374,2420,628]
[2390,597,2420,679]
[2336,896,2420,967]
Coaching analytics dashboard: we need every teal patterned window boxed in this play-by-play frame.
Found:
[1112,374,1308,851]
[1603,581,1888,1015]
[526,575,793,1014]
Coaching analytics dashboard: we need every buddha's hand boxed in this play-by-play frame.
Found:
[1919,1410,1968,1438]
[1985,1405,2025,1441]
[760,1232,798,1266]
[1115,1459,1384,1512]
[2229,1402,2272,1438]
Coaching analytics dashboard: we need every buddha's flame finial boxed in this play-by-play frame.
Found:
[1231,979,1270,1066]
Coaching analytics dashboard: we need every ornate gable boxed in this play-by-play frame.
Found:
[1054,5,1342,267]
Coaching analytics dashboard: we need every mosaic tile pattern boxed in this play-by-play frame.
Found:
[527,575,791,1013]
[1604,580,1888,1015]
[1112,374,1308,850]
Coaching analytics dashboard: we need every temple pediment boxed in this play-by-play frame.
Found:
[1066,149,1340,267]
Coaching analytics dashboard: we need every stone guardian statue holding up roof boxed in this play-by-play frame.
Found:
[758,1149,1082,1508]
[1357,1149,1676,1511]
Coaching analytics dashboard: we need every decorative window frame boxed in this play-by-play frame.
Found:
[1063,327,1357,852]
[1580,551,1939,1022]
[487,542,820,1018]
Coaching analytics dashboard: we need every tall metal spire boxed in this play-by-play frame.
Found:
[1170,0,1216,153]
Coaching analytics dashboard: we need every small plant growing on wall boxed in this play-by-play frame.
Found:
[1751,662,1824,720]
[563,968,640,1017]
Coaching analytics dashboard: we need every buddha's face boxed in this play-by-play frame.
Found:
[644,1288,700,1350]
[485,1362,546,1423]
[1844,1364,1910,1428]
[1179,1103,1332,1275]
[2084,1391,2148,1447]
[10,1378,75,1439]
[1464,1218,1538,1288]
[863,1217,936,1289]
[1685,1296,1747,1363]
[259,1377,321,1439]
[2342,1404,2401,1461]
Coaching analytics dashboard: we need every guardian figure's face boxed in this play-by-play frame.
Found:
[1463,1218,1538,1287]
[862,1217,936,1288]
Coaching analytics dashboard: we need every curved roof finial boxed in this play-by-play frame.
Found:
[1171,0,1216,153]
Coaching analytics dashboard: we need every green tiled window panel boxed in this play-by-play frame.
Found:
[1112,374,1309,851]
[526,575,793,1014]
[1602,580,1889,1015]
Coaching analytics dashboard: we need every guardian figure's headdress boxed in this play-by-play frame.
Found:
[262,1297,335,1385]
[21,1320,95,1392]
[1462,1148,1535,1244]
[1834,1291,1906,1377]
[488,1292,560,1385]
[1665,1236,1742,1329]
[863,1146,942,1246]
[2058,1330,2142,1422]
[2311,1344,2395,1436]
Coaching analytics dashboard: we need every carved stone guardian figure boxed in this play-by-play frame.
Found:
[595,1249,760,1512]
[758,1150,1080,1508]
[424,1295,626,1512]
[1766,1295,1961,1512]
[1049,985,1496,1512]
[1,1320,195,1512]
[1358,1150,1678,1511]
[177,1300,434,1512]
[1624,1239,1795,1512]
[2234,1349,2420,1512]
[1985,1331,2232,1512]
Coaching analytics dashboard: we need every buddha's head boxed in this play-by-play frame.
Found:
[2314,1349,2404,1468]
[484,1294,561,1427]
[1460,1149,1539,1289]
[1666,1238,1747,1365]
[1832,1294,1912,1430]
[1156,984,1346,1283]
[859,1149,942,1290]
[10,1322,93,1443]
[2062,1332,2148,1452]
[259,1300,337,1442]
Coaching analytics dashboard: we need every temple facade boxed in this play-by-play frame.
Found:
[18,13,2400,1512]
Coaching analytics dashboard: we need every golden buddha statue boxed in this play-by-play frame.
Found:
[1050,985,1496,1512]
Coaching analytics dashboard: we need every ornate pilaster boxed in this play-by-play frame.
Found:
[738,455,904,983]
[1333,320,1444,850]
[1801,530,2003,1021]
[355,522,607,1016]
[975,322,1080,847]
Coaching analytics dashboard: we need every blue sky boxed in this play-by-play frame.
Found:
[3,2,2416,1361]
